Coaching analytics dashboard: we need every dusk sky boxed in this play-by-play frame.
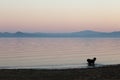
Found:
[0,0,120,32]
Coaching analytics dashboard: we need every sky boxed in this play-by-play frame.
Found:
[0,0,120,33]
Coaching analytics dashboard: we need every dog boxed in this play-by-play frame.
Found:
[87,57,96,66]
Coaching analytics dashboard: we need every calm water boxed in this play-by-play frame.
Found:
[0,38,120,69]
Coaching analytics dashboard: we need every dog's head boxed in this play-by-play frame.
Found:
[93,57,96,61]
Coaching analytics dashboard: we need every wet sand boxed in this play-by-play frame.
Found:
[0,64,120,80]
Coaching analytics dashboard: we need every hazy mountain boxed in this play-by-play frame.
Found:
[0,30,120,37]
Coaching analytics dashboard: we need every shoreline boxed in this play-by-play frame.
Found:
[0,64,120,80]
[0,63,106,69]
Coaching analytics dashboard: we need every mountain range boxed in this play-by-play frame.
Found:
[0,30,120,37]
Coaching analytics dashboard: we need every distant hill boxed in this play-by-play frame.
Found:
[0,30,120,37]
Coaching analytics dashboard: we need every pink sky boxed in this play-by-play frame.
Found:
[0,0,120,32]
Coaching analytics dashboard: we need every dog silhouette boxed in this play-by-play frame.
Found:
[87,57,96,66]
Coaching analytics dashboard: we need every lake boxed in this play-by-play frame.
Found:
[0,38,120,69]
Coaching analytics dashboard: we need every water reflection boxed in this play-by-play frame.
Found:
[0,38,119,69]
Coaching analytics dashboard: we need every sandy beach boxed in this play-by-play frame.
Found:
[0,64,119,80]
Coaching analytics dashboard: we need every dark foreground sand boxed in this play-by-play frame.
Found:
[0,65,120,80]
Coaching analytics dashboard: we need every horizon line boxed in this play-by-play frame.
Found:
[0,30,120,33]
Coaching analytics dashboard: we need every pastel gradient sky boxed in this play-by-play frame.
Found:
[0,0,120,32]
